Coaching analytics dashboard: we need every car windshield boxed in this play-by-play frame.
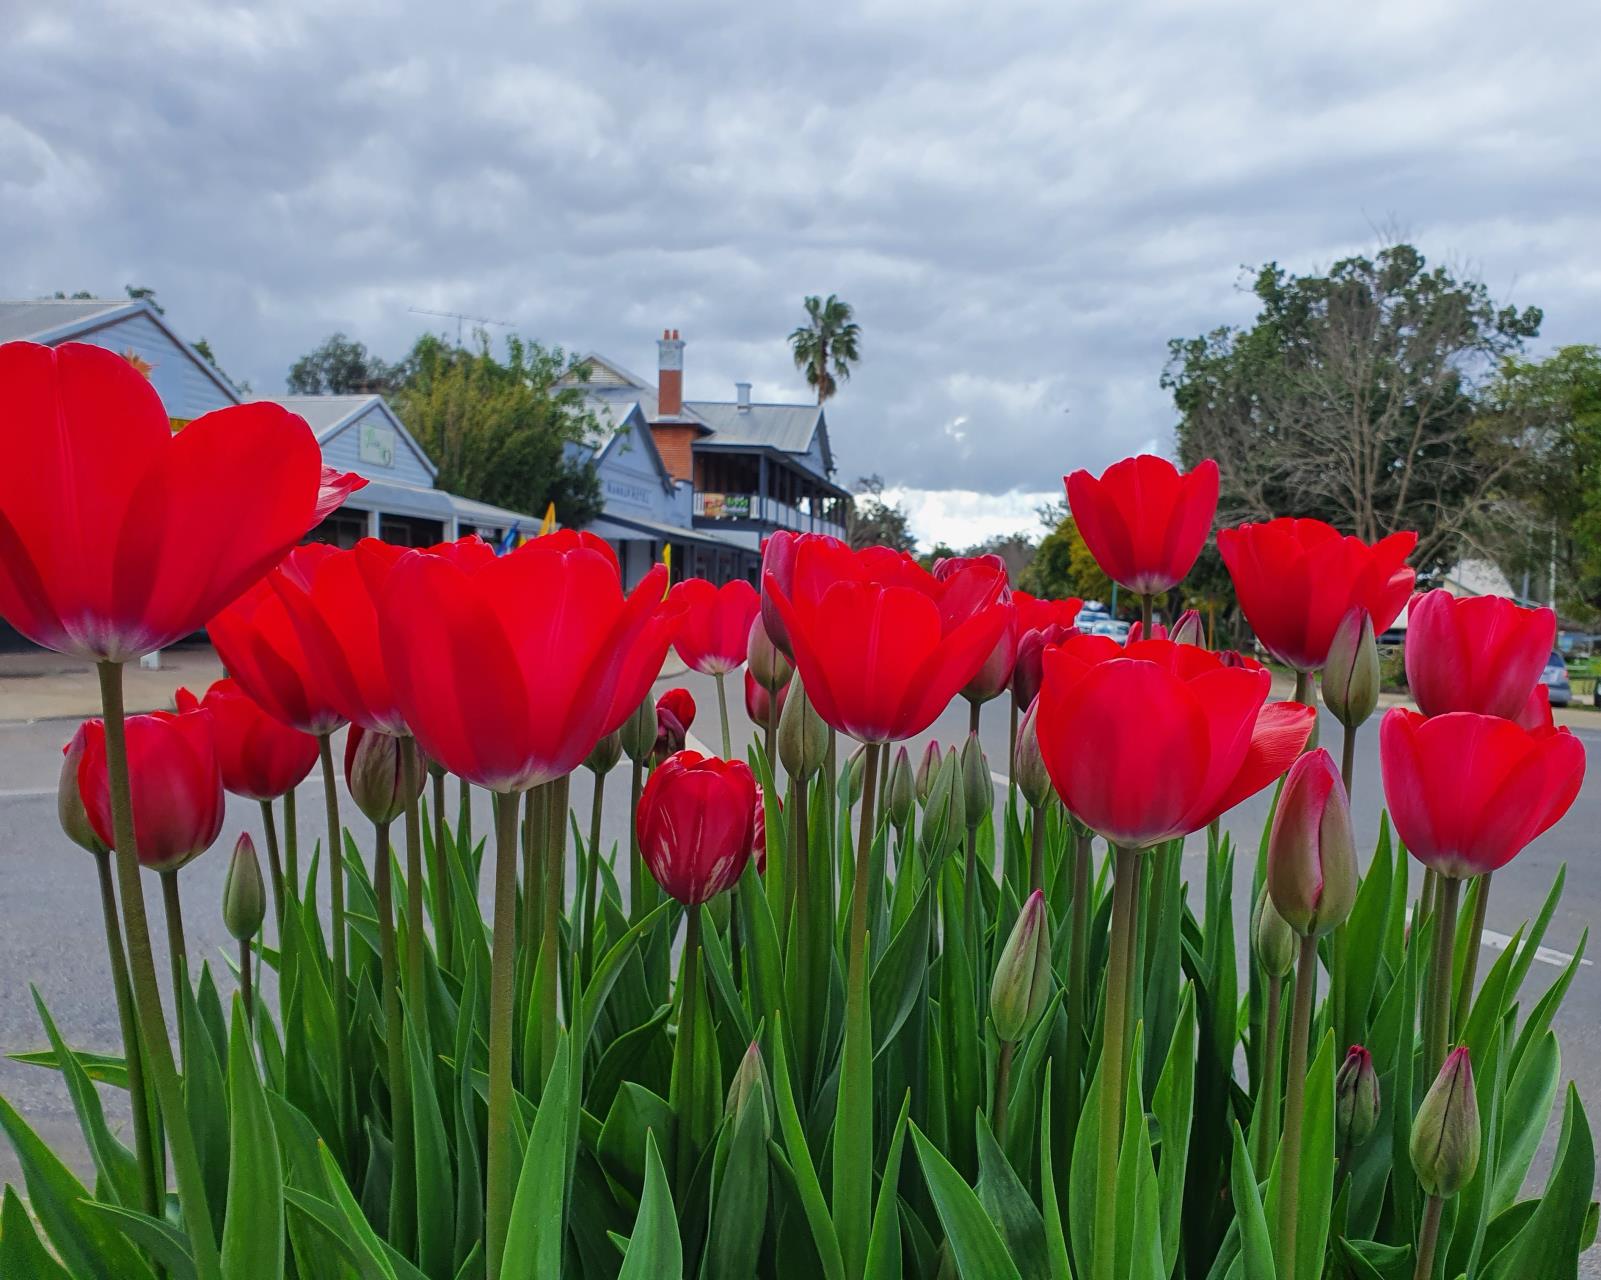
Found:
[1547,652,1566,670]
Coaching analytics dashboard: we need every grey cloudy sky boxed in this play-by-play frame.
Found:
[6,0,1601,547]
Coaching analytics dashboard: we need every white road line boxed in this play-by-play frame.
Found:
[0,786,54,799]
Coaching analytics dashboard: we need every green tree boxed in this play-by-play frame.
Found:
[1166,242,1542,575]
[390,332,603,527]
[287,333,398,395]
[845,474,916,552]
[789,294,862,405]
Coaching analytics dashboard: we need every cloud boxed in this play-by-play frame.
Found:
[5,0,1601,546]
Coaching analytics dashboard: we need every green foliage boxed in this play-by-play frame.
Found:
[847,474,917,553]
[789,293,862,405]
[1017,508,1112,604]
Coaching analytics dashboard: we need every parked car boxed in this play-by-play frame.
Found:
[1542,650,1572,707]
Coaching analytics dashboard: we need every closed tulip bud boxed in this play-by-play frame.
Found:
[747,615,793,693]
[845,745,867,806]
[58,729,108,856]
[886,746,915,829]
[922,747,966,856]
[1323,607,1379,729]
[344,726,422,826]
[222,832,266,942]
[778,679,829,780]
[1267,748,1358,937]
[914,740,943,804]
[960,732,991,825]
[1411,1047,1479,1198]
[585,730,622,776]
[1251,885,1296,979]
[619,694,657,763]
[724,1040,772,1138]
[990,890,1052,1042]
[1336,1045,1381,1151]
[1170,608,1205,648]
[1012,700,1053,811]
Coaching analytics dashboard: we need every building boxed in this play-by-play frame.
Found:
[0,298,538,549]
[563,330,850,585]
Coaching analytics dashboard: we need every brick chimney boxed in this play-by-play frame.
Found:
[657,328,685,417]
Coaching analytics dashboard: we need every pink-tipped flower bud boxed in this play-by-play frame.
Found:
[922,747,966,857]
[777,679,829,780]
[747,614,793,693]
[651,688,696,765]
[1170,608,1205,648]
[222,832,266,942]
[344,726,423,827]
[959,731,991,826]
[886,746,915,829]
[990,890,1053,1042]
[1251,885,1296,979]
[1012,622,1077,711]
[1411,1047,1480,1198]
[58,728,109,856]
[724,1040,772,1138]
[619,693,657,763]
[585,730,622,776]
[1336,1045,1381,1151]
[914,739,943,804]
[1267,747,1358,937]
[1323,608,1380,730]
[1012,700,1053,811]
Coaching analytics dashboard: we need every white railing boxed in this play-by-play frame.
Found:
[694,492,846,538]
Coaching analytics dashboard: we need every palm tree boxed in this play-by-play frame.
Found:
[789,295,862,405]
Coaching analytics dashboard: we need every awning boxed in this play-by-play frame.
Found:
[587,512,753,551]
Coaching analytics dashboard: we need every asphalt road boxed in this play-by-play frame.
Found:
[1,673,1596,1260]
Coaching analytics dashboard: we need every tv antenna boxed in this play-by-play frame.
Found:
[408,306,515,347]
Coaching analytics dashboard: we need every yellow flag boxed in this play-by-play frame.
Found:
[538,502,557,536]
[662,543,672,590]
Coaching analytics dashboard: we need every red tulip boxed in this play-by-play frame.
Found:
[765,540,1010,743]
[175,678,317,801]
[0,341,362,662]
[761,532,846,658]
[1035,635,1315,847]
[637,750,757,904]
[745,668,789,727]
[378,533,667,792]
[72,706,224,872]
[935,555,1017,704]
[598,601,686,737]
[654,687,697,763]
[1379,708,1584,879]
[1516,684,1554,733]
[425,533,499,569]
[1012,591,1084,636]
[670,578,761,675]
[1011,593,1083,709]
[1266,748,1358,937]
[1064,454,1219,595]
[1218,517,1416,672]
[1404,590,1557,720]
[209,572,347,736]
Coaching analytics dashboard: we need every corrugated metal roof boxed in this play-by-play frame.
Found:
[253,394,378,436]
[0,298,135,343]
[685,400,822,455]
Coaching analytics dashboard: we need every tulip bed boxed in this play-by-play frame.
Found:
[0,346,1596,1280]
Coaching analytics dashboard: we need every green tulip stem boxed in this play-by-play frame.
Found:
[969,698,981,738]
[764,705,776,771]
[1419,867,1438,928]
[714,669,733,759]
[1454,873,1491,1039]
[1276,932,1320,1280]
[317,732,351,1155]
[238,936,255,1027]
[1028,803,1046,897]
[430,766,453,972]
[283,785,299,895]
[486,789,522,1279]
[258,798,285,932]
[372,817,413,1246]
[401,737,426,1008]
[1414,1194,1444,1280]
[458,775,473,855]
[838,740,882,1274]
[1340,719,1357,800]
[96,660,223,1280]
[629,760,647,922]
[673,901,705,1194]
[1092,844,1140,1280]
[1424,875,1462,1078]
[581,767,607,983]
[521,785,544,951]
[159,870,188,1003]
[791,771,815,1069]
[91,849,160,1217]
[993,1039,1016,1147]
[1065,825,1092,1117]
[539,773,569,1081]
[1255,972,1284,1170]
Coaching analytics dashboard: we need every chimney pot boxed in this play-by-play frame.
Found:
[657,327,686,417]
[735,381,752,411]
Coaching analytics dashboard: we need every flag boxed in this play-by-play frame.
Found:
[495,523,521,556]
[538,502,557,536]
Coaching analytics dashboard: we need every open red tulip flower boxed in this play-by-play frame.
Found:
[1516,684,1554,733]
[1064,454,1219,595]
[766,540,1011,743]
[670,577,761,675]
[935,554,1017,704]
[637,750,758,903]
[760,531,846,659]
[209,572,347,737]
[0,341,363,662]
[1379,708,1585,879]
[1404,589,1557,720]
[1036,634,1315,848]
[598,599,687,737]
[175,679,317,801]
[72,706,225,873]
[379,531,668,792]
[1014,591,1084,636]
[1218,517,1416,672]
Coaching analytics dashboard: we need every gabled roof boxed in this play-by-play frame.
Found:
[685,400,831,469]
[572,397,678,492]
[0,297,240,401]
[250,393,439,480]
